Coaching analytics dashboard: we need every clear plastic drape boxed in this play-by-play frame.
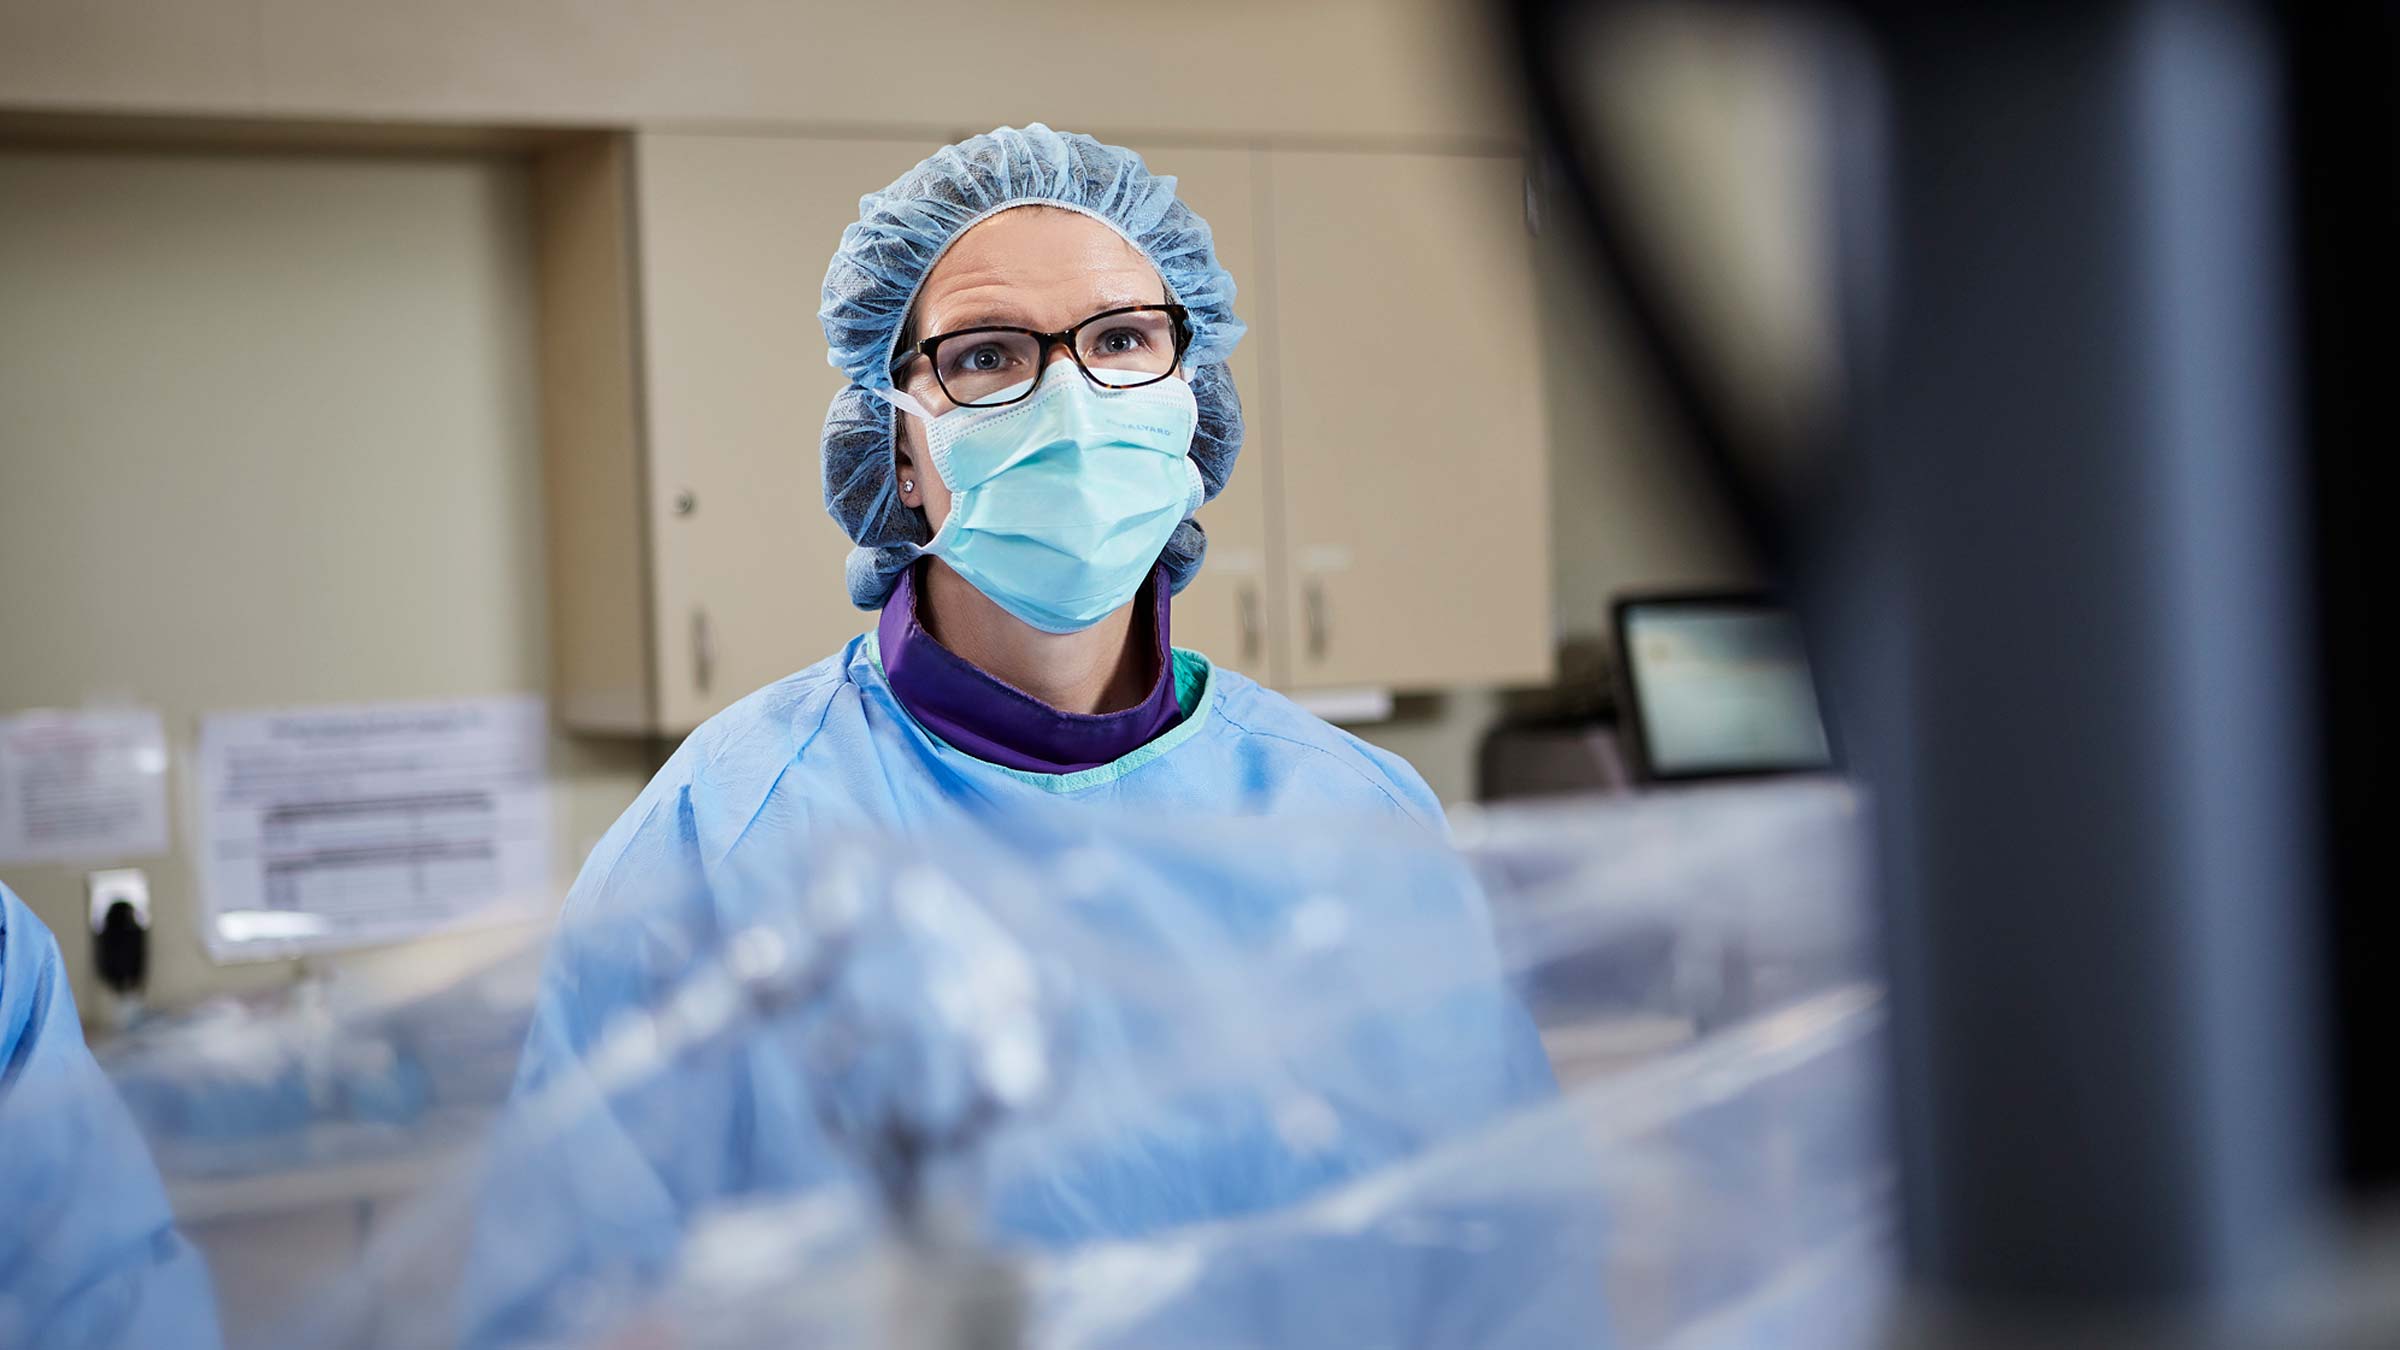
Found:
[83,781,1886,1349]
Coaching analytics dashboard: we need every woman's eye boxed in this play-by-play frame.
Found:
[1096,328,1146,354]
[961,343,1009,372]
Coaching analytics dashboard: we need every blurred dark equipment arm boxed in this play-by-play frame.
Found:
[1508,0,2394,1335]
[1506,0,1824,577]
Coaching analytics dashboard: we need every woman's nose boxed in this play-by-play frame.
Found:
[1030,341,1083,392]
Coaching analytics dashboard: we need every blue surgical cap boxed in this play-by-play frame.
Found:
[819,124,1247,611]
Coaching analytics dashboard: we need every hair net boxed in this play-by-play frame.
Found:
[819,124,1247,612]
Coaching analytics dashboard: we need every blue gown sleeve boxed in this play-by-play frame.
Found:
[0,884,222,1350]
[459,762,849,1346]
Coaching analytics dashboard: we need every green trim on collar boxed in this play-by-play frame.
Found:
[1170,647,1210,719]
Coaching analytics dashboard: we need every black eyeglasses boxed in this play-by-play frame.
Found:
[899,303,1191,408]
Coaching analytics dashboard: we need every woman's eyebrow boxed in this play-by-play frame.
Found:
[1087,290,1170,313]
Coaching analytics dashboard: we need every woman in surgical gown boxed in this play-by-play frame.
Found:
[468,125,1570,1345]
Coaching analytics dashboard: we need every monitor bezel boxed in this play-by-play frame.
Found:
[1611,590,1840,784]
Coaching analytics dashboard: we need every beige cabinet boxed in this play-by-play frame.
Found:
[1117,145,1281,684]
[1118,145,1553,692]
[634,132,938,729]
[536,132,934,734]
[1265,150,1554,690]
[539,134,1552,736]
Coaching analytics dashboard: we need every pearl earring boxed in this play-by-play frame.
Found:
[902,478,916,494]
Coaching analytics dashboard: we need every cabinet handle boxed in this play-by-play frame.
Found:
[1304,579,1330,663]
[692,606,715,694]
[1237,582,1263,665]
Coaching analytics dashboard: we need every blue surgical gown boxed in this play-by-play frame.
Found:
[466,638,1575,1345]
[0,884,221,1349]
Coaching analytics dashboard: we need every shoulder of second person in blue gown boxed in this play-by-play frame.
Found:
[0,880,71,1053]
[1,880,43,1046]
[0,883,229,1350]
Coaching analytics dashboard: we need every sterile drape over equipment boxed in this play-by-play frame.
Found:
[66,781,1885,1349]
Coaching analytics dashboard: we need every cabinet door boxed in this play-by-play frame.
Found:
[634,133,936,731]
[1118,145,1280,683]
[1266,151,1555,689]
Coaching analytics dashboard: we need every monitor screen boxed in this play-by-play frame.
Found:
[1617,597,1833,780]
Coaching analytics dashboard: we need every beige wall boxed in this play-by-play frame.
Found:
[0,0,1517,146]
[0,147,656,1022]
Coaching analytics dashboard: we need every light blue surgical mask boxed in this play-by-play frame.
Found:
[878,366,1203,634]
